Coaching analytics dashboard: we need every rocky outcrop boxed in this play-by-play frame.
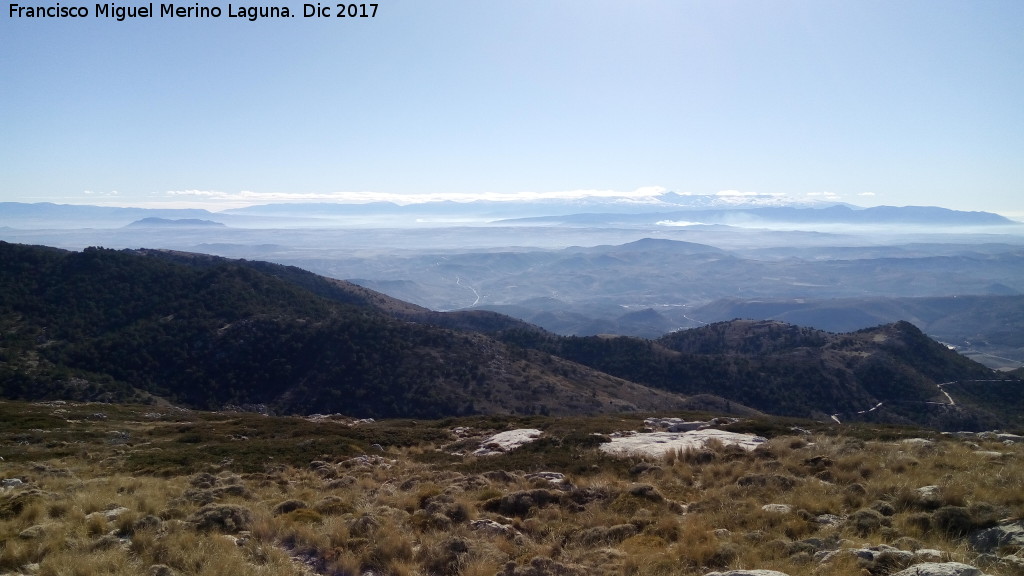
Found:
[708,565,794,569]
[969,519,1024,553]
[706,562,990,576]
[473,429,543,456]
[599,428,766,458]
[890,562,988,576]
[644,417,738,432]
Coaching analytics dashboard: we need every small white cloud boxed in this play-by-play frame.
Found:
[858,192,876,197]
[715,189,788,198]
[166,189,231,198]
[656,220,704,227]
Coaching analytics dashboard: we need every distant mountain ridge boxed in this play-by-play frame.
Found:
[501,205,1017,227]
[0,202,220,229]
[126,218,226,228]
[1,198,1017,230]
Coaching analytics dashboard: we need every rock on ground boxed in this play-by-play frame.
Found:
[706,562,989,576]
[704,565,790,569]
[970,519,1024,553]
[473,429,542,456]
[600,429,766,458]
[890,562,987,576]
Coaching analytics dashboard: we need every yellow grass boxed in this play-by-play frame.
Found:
[1,401,1022,576]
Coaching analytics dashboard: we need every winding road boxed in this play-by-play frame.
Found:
[828,379,1017,424]
[936,382,956,406]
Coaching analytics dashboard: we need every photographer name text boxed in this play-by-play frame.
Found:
[8,2,377,21]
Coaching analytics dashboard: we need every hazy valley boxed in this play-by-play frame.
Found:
[3,197,1023,372]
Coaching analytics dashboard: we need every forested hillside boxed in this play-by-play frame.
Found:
[0,242,685,417]
[1,242,1019,430]
[495,320,1017,430]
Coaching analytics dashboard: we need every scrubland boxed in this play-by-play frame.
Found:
[1,401,1022,576]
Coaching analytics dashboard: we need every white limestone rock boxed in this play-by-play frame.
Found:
[901,438,935,447]
[525,471,574,491]
[473,429,542,456]
[890,562,986,576]
[600,428,766,458]
[915,549,945,562]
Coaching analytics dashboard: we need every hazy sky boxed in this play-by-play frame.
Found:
[3,0,1023,215]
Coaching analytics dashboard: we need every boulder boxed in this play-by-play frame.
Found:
[704,565,790,569]
[817,544,914,572]
[469,519,521,539]
[902,438,935,447]
[969,519,1024,553]
[813,514,844,526]
[473,429,542,456]
[890,562,986,576]
[600,429,766,458]
[85,506,130,523]
[644,417,709,431]
[915,486,943,510]
[525,471,574,491]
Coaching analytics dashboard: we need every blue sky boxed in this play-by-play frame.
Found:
[2,0,1023,216]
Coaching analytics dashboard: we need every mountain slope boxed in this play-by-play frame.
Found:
[692,295,1024,370]
[1,242,1018,430]
[496,319,1019,430]
[0,242,687,417]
